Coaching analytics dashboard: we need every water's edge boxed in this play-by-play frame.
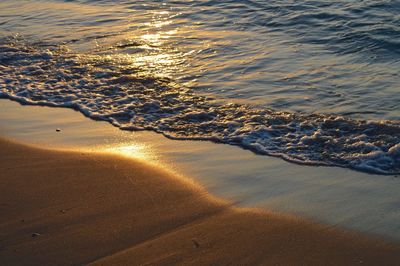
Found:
[1,40,399,174]
[1,98,400,241]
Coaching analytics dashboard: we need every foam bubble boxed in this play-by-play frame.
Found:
[0,40,399,175]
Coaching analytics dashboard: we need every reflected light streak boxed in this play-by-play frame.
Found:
[104,142,159,163]
[100,141,193,187]
[122,10,186,79]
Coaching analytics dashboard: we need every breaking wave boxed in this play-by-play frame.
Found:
[1,40,399,175]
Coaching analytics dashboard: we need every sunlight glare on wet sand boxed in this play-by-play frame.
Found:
[104,142,159,162]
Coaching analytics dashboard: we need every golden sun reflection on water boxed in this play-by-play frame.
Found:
[119,10,187,78]
[90,7,239,84]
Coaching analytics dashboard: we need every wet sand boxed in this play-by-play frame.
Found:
[1,138,400,265]
[2,99,400,240]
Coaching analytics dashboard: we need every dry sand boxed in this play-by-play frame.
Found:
[1,138,399,265]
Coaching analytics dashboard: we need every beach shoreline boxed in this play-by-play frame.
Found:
[1,137,400,265]
[2,99,400,242]
[1,0,400,264]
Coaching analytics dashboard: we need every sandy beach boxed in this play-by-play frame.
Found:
[1,137,399,265]
[1,0,400,264]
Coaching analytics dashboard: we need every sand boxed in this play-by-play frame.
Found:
[0,138,399,265]
[2,99,400,240]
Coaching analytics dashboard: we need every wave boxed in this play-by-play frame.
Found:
[0,40,399,175]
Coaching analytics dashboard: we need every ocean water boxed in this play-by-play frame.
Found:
[0,0,399,174]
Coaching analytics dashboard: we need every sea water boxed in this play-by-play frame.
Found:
[0,0,399,174]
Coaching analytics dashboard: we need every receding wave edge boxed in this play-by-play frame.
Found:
[1,40,399,175]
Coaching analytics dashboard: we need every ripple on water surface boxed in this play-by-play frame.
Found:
[0,40,399,175]
[0,0,399,120]
[0,0,399,174]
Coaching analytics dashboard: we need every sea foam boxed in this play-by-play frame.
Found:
[0,40,399,175]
